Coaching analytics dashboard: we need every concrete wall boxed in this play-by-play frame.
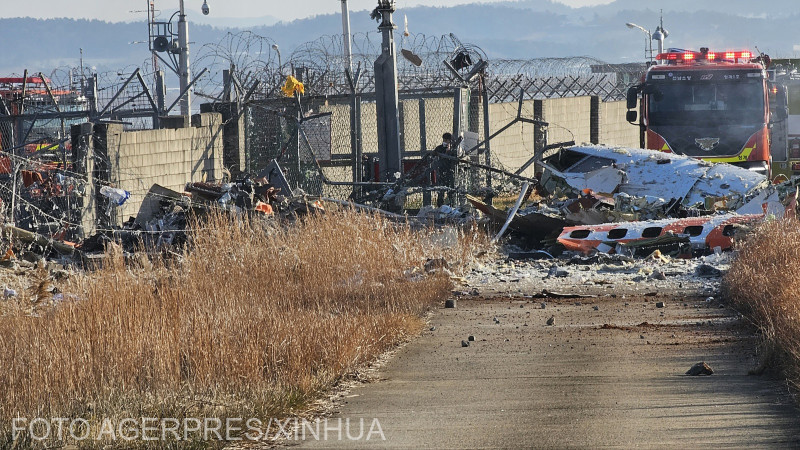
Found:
[543,96,593,146]
[486,96,592,178]
[485,96,639,177]
[598,100,640,148]
[201,102,246,177]
[487,99,538,176]
[93,112,223,227]
[244,94,637,186]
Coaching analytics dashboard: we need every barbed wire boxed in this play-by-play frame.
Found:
[190,31,643,101]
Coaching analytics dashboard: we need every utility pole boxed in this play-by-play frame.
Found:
[177,0,191,116]
[149,1,160,77]
[374,0,402,181]
[341,0,353,73]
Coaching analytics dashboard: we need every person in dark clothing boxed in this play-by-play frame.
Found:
[433,132,456,206]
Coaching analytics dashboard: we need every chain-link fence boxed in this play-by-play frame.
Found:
[241,84,545,211]
[205,30,645,211]
[0,68,163,239]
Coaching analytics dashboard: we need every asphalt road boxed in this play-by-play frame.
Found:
[298,294,800,449]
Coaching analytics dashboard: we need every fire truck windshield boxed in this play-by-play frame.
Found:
[647,80,765,127]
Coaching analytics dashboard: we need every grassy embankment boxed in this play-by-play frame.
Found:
[725,218,800,384]
[0,211,485,448]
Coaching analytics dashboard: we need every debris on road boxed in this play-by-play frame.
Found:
[533,289,597,299]
[695,264,723,278]
[686,362,714,376]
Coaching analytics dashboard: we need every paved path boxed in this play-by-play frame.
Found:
[299,294,800,448]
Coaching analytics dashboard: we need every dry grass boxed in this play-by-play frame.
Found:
[0,211,484,448]
[724,218,800,383]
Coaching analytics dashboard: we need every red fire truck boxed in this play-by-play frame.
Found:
[626,48,787,177]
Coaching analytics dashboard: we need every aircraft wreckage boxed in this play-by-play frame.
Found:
[473,144,797,256]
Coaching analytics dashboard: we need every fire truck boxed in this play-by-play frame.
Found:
[626,48,788,178]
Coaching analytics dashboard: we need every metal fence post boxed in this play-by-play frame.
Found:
[350,93,362,191]
[590,95,600,144]
[419,98,427,152]
[419,98,431,206]
[481,73,492,195]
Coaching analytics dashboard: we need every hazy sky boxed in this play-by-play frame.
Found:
[0,0,613,23]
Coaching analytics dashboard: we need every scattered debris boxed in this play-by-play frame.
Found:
[650,271,667,281]
[461,340,470,348]
[492,182,530,243]
[533,289,597,299]
[546,316,555,326]
[695,264,723,278]
[686,362,714,376]
[468,195,566,240]
[425,258,450,273]
[507,250,555,260]
[445,299,457,309]
[546,266,569,278]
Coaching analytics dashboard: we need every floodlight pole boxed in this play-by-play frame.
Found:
[341,0,353,73]
[374,0,402,181]
[178,0,191,116]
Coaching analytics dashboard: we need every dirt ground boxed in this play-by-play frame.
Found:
[295,277,800,448]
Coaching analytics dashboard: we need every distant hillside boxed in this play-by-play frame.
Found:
[0,18,225,76]
[2,1,800,78]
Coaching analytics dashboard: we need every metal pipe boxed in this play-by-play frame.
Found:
[492,182,529,243]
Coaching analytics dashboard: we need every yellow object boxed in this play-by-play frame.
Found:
[281,75,305,97]
[703,145,754,164]
[648,249,670,264]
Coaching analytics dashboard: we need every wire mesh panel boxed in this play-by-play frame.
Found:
[299,113,332,162]
[288,124,325,196]
[244,102,293,175]
[0,122,13,151]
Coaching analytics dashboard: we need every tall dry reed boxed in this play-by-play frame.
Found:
[724,218,800,383]
[0,211,471,447]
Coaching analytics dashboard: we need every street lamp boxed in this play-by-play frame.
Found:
[626,22,653,63]
[272,44,282,76]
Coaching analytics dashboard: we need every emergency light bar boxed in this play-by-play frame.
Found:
[656,50,753,62]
